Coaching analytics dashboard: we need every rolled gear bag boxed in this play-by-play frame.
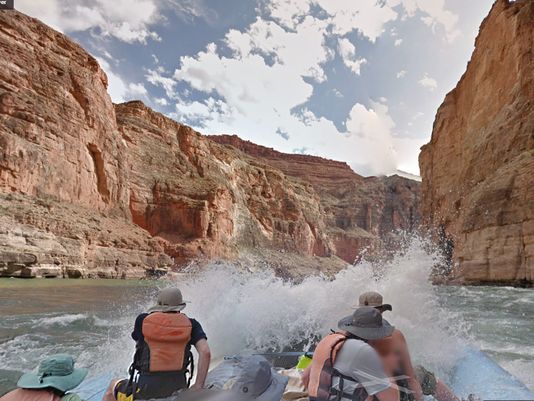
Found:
[205,355,288,401]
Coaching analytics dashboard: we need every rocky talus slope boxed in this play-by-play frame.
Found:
[419,0,534,285]
[0,11,419,278]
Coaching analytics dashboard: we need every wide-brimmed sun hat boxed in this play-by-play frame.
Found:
[148,287,188,313]
[338,306,394,340]
[356,291,392,312]
[17,354,88,393]
[205,355,288,401]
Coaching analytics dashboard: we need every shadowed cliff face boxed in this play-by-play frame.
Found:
[419,0,534,285]
[0,11,420,278]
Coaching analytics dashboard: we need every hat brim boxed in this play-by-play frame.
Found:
[178,389,255,401]
[147,303,187,313]
[182,372,287,401]
[205,365,288,401]
[17,368,88,393]
[255,369,288,401]
[353,304,393,312]
[338,316,394,340]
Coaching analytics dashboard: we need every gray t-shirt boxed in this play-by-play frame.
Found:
[332,339,390,399]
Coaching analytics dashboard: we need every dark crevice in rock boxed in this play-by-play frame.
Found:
[87,143,110,203]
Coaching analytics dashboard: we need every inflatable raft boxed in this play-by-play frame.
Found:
[75,347,534,401]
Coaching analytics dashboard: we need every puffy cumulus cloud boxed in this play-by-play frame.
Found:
[268,0,399,42]
[418,73,438,91]
[128,83,149,98]
[146,68,177,99]
[146,0,462,175]
[388,0,461,42]
[172,97,236,129]
[344,101,397,174]
[96,58,149,103]
[155,98,169,107]
[397,70,407,78]
[337,38,367,75]
[318,0,399,42]
[17,0,160,43]
[267,0,460,44]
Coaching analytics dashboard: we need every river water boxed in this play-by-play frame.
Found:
[1,238,533,395]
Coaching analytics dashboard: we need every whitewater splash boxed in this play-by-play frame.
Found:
[83,236,471,382]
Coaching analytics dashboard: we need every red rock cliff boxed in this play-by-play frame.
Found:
[211,135,421,264]
[0,10,420,278]
[419,0,534,285]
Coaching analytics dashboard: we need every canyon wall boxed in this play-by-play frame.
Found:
[419,0,534,285]
[0,10,420,278]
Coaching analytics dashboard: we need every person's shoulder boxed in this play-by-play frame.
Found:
[346,339,381,358]
[344,338,372,348]
[187,316,202,326]
[392,328,407,341]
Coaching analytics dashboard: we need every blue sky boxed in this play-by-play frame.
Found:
[18,0,494,176]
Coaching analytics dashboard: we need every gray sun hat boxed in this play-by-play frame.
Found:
[177,389,257,401]
[357,291,392,312]
[17,354,88,393]
[148,287,188,313]
[338,306,394,340]
[205,355,288,401]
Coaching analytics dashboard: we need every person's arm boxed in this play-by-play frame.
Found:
[301,365,311,389]
[435,380,460,401]
[393,330,423,401]
[131,313,147,341]
[375,383,400,401]
[191,338,211,390]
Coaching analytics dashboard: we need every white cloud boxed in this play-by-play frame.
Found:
[95,58,127,103]
[173,97,234,128]
[389,0,461,42]
[17,0,161,43]
[155,98,168,106]
[317,0,399,42]
[146,69,177,98]
[95,58,149,103]
[145,0,463,175]
[337,38,367,75]
[128,83,148,98]
[418,73,438,91]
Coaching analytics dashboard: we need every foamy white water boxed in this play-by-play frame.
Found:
[1,235,533,392]
[82,236,469,383]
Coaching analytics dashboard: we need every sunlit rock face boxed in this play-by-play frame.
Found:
[210,135,421,265]
[0,11,420,278]
[420,0,534,285]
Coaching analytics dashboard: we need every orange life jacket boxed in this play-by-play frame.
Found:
[136,312,193,373]
[308,333,368,401]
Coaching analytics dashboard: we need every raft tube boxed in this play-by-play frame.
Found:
[75,347,534,401]
[450,347,534,400]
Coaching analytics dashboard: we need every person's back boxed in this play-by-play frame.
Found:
[331,338,392,400]
[114,287,211,400]
[307,307,399,401]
